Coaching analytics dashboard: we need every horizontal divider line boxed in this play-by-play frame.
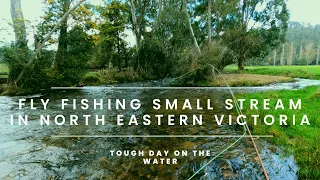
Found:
[51,86,279,90]
[51,135,273,138]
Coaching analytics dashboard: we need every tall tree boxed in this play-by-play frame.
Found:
[10,0,27,48]
[129,0,140,51]
[300,45,303,61]
[183,0,201,54]
[154,0,193,61]
[221,0,289,70]
[317,44,320,65]
[207,0,211,44]
[127,0,152,52]
[55,0,71,68]
[273,49,277,66]
[305,42,314,65]
[14,0,87,86]
[287,42,294,65]
[97,0,128,69]
[280,43,285,65]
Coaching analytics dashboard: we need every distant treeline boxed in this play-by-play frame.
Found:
[254,21,320,66]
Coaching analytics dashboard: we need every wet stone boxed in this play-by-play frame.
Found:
[222,169,235,178]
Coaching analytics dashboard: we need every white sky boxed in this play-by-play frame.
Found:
[0,0,319,47]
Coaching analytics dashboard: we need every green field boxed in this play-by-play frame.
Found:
[239,86,320,179]
[0,63,8,73]
[225,65,320,80]
[0,63,8,79]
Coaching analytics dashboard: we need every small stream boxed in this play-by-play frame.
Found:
[1,78,319,180]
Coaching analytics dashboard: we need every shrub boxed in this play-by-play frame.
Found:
[0,44,54,93]
[198,42,235,71]
[0,45,31,84]
[105,68,142,83]
[173,42,235,77]
[94,68,143,84]
[173,47,199,76]
[82,72,100,84]
[136,37,171,77]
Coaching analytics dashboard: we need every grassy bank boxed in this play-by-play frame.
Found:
[199,74,294,87]
[0,63,8,78]
[82,68,155,85]
[0,63,8,73]
[225,65,320,80]
[0,64,8,85]
[0,63,298,87]
[81,68,295,87]
[239,86,320,179]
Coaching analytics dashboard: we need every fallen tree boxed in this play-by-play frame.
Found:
[169,65,214,86]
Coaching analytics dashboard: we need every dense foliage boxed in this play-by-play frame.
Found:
[1,0,291,93]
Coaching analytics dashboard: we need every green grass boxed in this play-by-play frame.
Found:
[198,74,294,87]
[239,86,320,179]
[0,63,8,79]
[81,68,145,85]
[0,63,8,73]
[225,65,320,80]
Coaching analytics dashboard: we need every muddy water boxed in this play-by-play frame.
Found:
[1,79,314,180]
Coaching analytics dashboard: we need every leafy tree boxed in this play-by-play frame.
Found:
[183,0,201,54]
[55,0,71,68]
[35,0,96,86]
[194,0,238,44]
[49,26,94,86]
[127,0,156,52]
[137,36,168,77]
[95,0,129,70]
[155,1,192,55]
[305,42,314,65]
[220,0,289,70]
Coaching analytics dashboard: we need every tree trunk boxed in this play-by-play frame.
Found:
[124,47,128,68]
[306,53,308,65]
[158,0,163,16]
[208,0,211,44]
[14,0,87,86]
[117,36,121,70]
[156,0,163,30]
[280,43,285,66]
[306,49,308,65]
[129,0,140,52]
[300,45,303,60]
[55,0,70,68]
[10,0,27,48]
[183,0,201,54]
[317,44,319,65]
[273,49,277,66]
[238,55,245,71]
[305,42,313,66]
[287,42,294,65]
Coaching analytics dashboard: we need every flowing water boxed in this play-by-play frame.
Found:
[2,78,318,180]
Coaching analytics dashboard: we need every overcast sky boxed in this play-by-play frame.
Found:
[1,0,320,47]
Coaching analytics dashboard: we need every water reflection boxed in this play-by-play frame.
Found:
[0,79,305,179]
